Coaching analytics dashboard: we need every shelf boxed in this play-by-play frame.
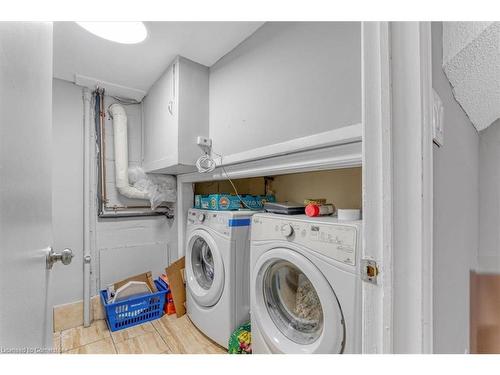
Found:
[215,123,362,167]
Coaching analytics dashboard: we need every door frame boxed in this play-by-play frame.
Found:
[362,21,434,353]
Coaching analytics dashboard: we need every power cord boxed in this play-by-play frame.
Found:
[195,153,217,173]
[195,150,256,211]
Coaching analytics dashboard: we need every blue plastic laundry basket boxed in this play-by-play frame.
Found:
[100,287,167,332]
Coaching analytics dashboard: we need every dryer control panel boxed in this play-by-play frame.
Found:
[251,214,361,266]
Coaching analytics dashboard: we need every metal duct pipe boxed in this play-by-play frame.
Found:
[108,104,149,200]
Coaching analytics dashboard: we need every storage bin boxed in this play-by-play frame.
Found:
[194,194,211,209]
[154,279,170,315]
[246,194,276,209]
[195,193,276,210]
[240,195,258,209]
[100,287,167,332]
[208,194,241,210]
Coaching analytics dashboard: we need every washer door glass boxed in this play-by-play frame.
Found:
[191,237,215,290]
[186,229,225,307]
[263,260,324,345]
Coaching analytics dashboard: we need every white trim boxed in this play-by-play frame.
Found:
[419,22,434,354]
[215,123,362,167]
[74,74,146,102]
[361,21,393,354]
[180,141,361,184]
[82,88,92,327]
[390,21,434,353]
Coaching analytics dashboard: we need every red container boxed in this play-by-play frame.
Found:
[305,203,335,217]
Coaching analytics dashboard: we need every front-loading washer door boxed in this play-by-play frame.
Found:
[252,247,345,354]
[186,229,225,307]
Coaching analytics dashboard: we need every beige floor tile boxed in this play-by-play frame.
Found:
[115,331,168,354]
[64,338,116,354]
[152,314,226,354]
[61,319,111,352]
[110,322,155,343]
[53,332,61,354]
[53,300,83,332]
[151,316,186,353]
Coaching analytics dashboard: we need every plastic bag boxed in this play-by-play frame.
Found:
[128,166,176,210]
[228,322,251,354]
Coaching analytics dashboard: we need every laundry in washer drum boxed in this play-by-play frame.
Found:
[294,274,322,330]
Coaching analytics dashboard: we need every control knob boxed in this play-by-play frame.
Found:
[198,213,206,223]
[280,223,294,238]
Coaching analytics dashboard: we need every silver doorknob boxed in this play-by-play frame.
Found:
[46,247,74,269]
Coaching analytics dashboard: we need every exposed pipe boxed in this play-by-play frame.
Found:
[99,90,107,203]
[95,96,173,217]
[108,103,150,200]
[82,88,92,327]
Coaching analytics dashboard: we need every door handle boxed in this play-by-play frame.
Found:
[46,247,74,269]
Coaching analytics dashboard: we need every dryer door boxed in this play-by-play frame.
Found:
[186,229,225,307]
[252,247,345,353]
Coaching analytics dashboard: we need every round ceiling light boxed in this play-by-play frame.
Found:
[76,22,148,44]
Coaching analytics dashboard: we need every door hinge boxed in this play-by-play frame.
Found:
[361,259,379,284]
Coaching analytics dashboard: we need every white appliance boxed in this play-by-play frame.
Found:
[250,213,362,354]
[185,208,256,348]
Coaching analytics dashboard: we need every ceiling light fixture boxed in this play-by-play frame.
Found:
[76,22,148,44]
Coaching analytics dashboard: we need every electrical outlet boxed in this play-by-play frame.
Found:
[196,136,212,148]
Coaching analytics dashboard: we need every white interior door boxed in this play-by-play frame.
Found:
[0,22,54,352]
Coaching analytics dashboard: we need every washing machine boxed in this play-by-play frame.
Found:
[185,208,256,348]
[250,213,362,354]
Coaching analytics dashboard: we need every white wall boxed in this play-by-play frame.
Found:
[478,119,500,272]
[432,22,479,353]
[209,22,361,157]
[51,79,85,305]
[51,79,176,306]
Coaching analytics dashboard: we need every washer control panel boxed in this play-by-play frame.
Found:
[187,209,254,236]
[187,209,230,233]
[252,214,360,266]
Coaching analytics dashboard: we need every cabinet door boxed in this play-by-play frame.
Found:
[143,61,179,171]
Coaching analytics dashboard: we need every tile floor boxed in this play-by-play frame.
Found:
[53,314,226,354]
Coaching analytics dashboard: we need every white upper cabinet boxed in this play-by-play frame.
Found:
[143,56,209,174]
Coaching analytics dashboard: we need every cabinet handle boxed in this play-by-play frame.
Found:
[168,62,176,115]
[172,62,176,100]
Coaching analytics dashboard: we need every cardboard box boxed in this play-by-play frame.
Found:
[208,194,241,210]
[194,194,211,209]
[195,193,276,211]
[165,257,186,318]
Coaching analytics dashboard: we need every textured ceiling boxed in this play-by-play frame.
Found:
[53,21,264,93]
[443,22,500,131]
